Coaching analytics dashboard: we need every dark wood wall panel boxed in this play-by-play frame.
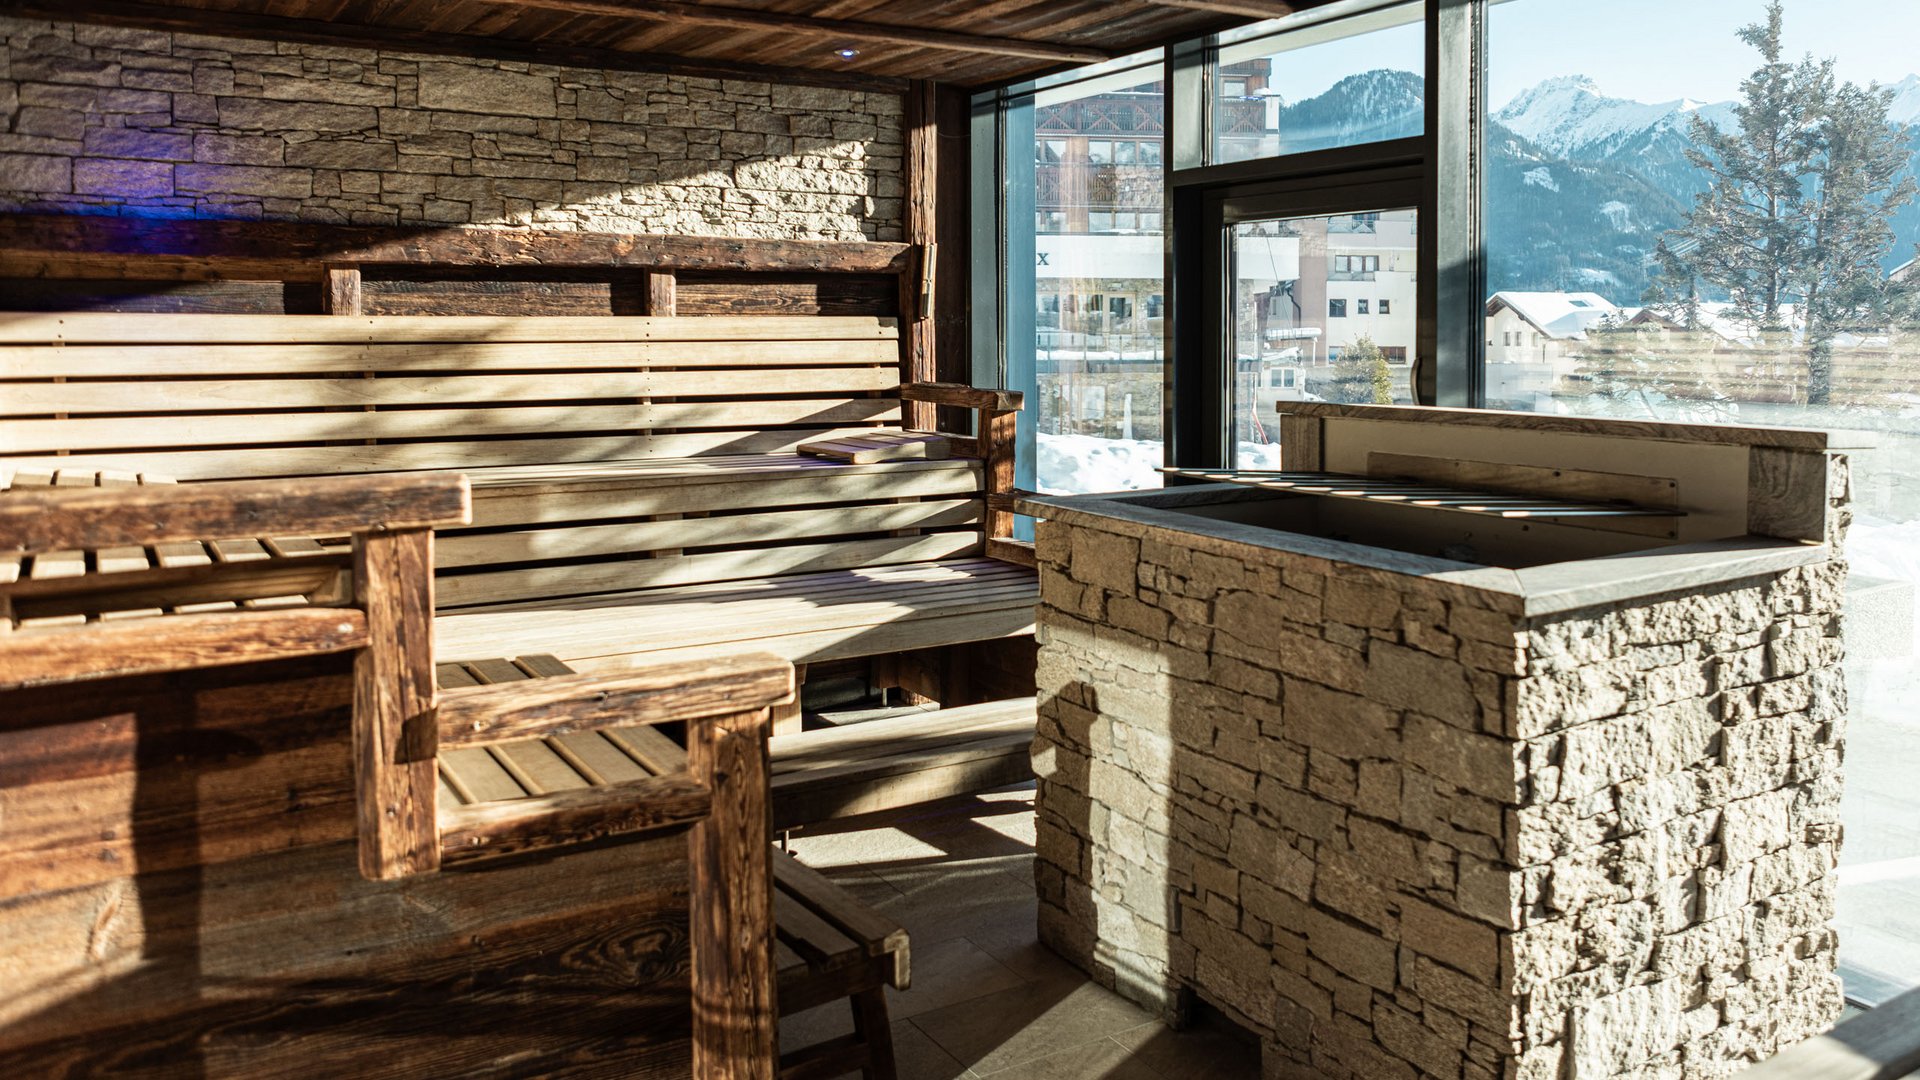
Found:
[675,272,895,316]
[359,268,649,317]
[0,277,323,314]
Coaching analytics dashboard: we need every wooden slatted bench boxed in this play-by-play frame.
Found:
[434,655,912,1080]
[1,473,793,1076]
[773,853,910,1080]
[0,312,1040,820]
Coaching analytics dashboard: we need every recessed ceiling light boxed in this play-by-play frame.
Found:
[835,47,860,59]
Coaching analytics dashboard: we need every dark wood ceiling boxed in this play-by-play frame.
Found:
[8,0,1323,91]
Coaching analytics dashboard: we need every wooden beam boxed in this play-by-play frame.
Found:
[437,773,713,865]
[468,0,1110,64]
[644,269,678,317]
[0,215,916,279]
[687,707,777,1080]
[323,265,362,316]
[6,0,908,93]
[1144,0,1301,18]
[902,79,939,432]
[437,656,795,749]
[353,528,441,880]
[0,474,471,553]
[0,608,367,691]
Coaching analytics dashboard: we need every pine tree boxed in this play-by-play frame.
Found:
[1327,334,1385,404]
[1369,351,1394,404]
[1653,1,1824,337]
[1800,79,1918,404]
[1655,0,1917,406]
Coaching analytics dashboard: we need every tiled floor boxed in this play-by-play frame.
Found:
[779,786,1263,1080]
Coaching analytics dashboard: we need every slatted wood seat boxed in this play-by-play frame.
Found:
[0,312,1039,821]
[773,853,910,1080]
[434,655,911,1080]
[435,654,1035,832]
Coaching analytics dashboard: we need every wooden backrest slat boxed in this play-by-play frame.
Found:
[0,314,910,480]
[0,339,900,377]
[0,313,898,344]
[0,312,997,607]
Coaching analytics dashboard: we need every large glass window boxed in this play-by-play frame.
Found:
[1488,0,1920,1005]
[1231,209,1418,464]
[1005,65,1167,495]
[1211,2,1424,164]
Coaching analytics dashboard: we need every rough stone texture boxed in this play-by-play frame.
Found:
[0,17,903,239]
[1032,458,1852,1080]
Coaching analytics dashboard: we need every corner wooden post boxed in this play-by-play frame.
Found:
[323,265,362,315]
[352,527,440,879]
[983,406,1018,539]
[686,706,776,1080]
[902,79,939,432]
[644,269,677,316]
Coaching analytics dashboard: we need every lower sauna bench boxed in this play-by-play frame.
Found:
[437,656,1039,832]
[434,656,914,1080]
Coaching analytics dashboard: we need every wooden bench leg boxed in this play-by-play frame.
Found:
[688,707,777,1080]
[770,663,807,738]
[851,987,897,1080]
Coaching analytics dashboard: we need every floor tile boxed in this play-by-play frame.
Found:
[910,974,1159,1076]
[1111,1019,1263,1080]
[891,933,1030,1020]
[894,1017,974,1080]
[971,1034,1164,1079]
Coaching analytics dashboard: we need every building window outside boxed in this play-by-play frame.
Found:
[1379,299,1391,314]
[1488,0,1920,1004]
[1329,299,1347,317]
[1007,63,1167,496]
[1358,300,1370,315]
[1211,2,1424,164]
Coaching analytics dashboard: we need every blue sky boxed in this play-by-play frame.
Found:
[1487,0,1920,110]
[1256,0,1920,111]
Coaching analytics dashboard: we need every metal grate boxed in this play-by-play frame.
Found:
[1159,468,1686,523]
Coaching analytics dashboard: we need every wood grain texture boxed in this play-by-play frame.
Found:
[324,265,363,316]
[901,383,1025,411]
[902,78,940,433]
[353,528,440,880]
[644,268,678,317]
[0,607,366,690]
[686,707,777,1080]
[0,473,470,553]
[983,408,1020,540]
[437,655,795,749]
[438,773,712,865]
[1747,446,1832,542]
[1283,402,1831,450]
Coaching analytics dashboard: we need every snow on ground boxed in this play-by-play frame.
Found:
[1036,432,1283,495]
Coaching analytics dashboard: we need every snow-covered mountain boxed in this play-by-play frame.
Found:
[1493,75,1737,161]
[1255,69,1920,304]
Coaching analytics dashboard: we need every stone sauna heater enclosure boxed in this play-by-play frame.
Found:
[1019,404,1853,1080]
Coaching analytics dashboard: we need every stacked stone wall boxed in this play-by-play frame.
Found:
[0,17,902,240]
[1032,463,1851,1079]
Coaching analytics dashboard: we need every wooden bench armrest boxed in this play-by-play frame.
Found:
[0,473,471,554]
[900,382,1024,412]
[437,654,796,749]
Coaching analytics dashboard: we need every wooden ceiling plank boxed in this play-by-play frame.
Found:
[462,0,1112,64]
[13,0,911,92]
[1144,0,1299,18]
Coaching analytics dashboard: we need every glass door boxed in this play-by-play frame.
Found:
[1227,205,1419,467]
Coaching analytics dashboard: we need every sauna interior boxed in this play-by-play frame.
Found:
[0,0,1917,1078]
